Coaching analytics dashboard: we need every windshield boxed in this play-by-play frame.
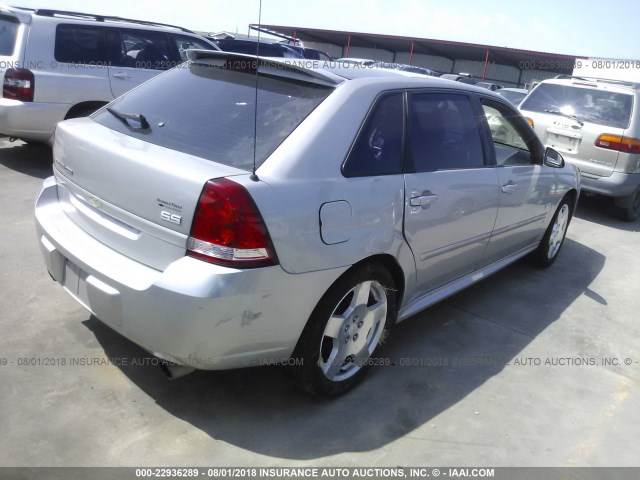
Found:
[93,62,333,170]
[520,83,633,129]
[0,16,19,56]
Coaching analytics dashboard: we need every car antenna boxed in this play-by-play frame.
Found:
[250,0,262,182]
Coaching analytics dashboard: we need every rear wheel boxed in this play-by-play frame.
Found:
[65,103,105,120]
[19,139,45,146]
[530,197,573,267]
[289,264,397,396]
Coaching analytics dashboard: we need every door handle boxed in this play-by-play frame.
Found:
[410,194,439,207]
[112,72,131,79]
[501,182,517,194]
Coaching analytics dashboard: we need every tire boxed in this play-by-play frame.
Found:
[289,263,397,397]
[65,105,103,120]
[530,197,573,267]
[20,139,45,146]
[617,188,640,222]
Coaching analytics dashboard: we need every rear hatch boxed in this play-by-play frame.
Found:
[520,80,634,177]
[0,7,26,58]
[52,52,336,270]
[0,8,29,99]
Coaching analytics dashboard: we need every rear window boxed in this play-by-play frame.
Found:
[93,62,333,170]
[521,83,633,129]
[0,16,19,56]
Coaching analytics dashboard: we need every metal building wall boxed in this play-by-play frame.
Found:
[484,63,520,85]
[345,46,395,62]
[519,69,558,86]
[452,59,486,78]
[296,37,563,87]
[394,52,454,72]
[302,41,343,59]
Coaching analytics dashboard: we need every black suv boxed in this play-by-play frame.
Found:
[213,38,303,58]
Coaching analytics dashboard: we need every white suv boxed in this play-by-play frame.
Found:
[520,76,640,221]
[0,6,218,144]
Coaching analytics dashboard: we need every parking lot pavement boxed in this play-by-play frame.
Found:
[0,137,639,467]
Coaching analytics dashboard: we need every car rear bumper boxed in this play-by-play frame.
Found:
[0,98,69,143]
[579,170,640,198]
[35,177,345,369]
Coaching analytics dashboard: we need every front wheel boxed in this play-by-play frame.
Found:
[530,197,573,267]
[289,264,397,396]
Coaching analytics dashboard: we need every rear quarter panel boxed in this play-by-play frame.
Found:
[244,79,418,302]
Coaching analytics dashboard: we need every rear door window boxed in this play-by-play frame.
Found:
[92,61,333,170]
[0,16,19,56]
[521,83,633,129]
[55,25,107,64]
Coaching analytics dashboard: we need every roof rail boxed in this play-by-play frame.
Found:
[554,74,639,88]
[249,25,296,43]
[33,9,194,33]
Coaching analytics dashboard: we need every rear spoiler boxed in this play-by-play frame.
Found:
[186,50,345,87]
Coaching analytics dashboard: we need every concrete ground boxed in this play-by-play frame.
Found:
[0,137,639,467]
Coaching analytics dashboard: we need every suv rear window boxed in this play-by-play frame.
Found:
[0,16,20,56]
[93,62,333,170]
[521,83,633,129]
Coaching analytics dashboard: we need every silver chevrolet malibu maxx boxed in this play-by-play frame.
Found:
[35,51,580,396]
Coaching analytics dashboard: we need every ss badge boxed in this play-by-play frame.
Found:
[161,211,182,225]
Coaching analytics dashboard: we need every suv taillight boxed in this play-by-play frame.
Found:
[187,178,278,268]
[595,134,640,154]
[3,68,35,102]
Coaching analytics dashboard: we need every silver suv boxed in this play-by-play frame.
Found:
[0,6,218,144]
[35,52,579,396]
[520,76,640,220]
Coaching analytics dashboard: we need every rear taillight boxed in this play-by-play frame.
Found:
[595,134,640,154]
[187,178,278,268]
[3,68,35,102]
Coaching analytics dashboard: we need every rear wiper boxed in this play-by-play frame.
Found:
[544,109,584,126]
[107,107,150,129]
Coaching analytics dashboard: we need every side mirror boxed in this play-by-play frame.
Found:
[543,147,565,168]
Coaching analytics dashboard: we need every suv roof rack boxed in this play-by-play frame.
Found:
[33,9,194,33]
[554,74,639,89]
